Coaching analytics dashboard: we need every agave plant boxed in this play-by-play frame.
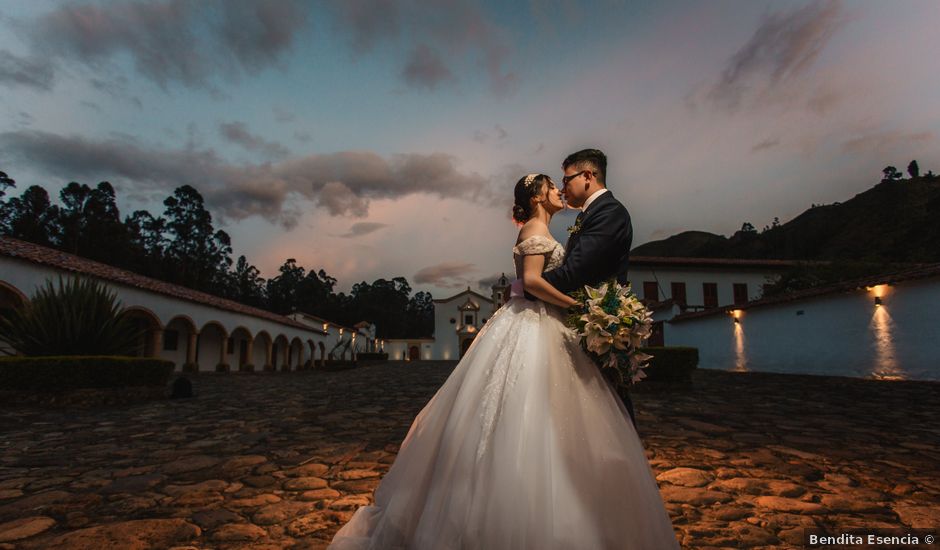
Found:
[0,276,145,356]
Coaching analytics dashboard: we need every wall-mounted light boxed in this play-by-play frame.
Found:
[730,309,742,323]
[874,296,883,306]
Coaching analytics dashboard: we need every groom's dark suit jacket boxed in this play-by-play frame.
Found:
[543,190,633,294]
[528,189,636,425]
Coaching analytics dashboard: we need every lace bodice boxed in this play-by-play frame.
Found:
[512,235,565,275]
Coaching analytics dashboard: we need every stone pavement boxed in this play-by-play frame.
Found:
[0,361,938,549]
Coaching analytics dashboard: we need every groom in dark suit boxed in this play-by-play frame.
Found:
[536,148,637,426]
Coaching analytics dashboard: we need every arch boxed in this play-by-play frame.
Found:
[318,341,326,367]
[273,334,290,371]
[122,306,163,358]
[0,280,28,309]
[164,315,198,371]
[0,281,28,356]
[409,345,420,361]
[229,326,253,369]
[197,321,229,371]
[252,330,273,370]
[306,339,317,370]
[288,336,304,371]
[166,314,198,334]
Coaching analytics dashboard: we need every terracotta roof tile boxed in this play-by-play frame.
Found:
[0,236,325,334]
[669,262,940,323]
[630,256,817,269]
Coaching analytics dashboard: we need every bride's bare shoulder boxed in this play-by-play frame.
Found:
[516,219,550,244]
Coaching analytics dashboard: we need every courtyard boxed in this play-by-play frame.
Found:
[0,361,938,549]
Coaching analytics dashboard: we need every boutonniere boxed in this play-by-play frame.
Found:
[567,218,583,235]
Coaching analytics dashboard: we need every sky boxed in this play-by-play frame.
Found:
[1,0,939,299]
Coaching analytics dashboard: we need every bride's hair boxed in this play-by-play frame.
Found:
[512,173,549,224]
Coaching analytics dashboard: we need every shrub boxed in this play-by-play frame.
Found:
[637,346,699,382]
[0,276,144,356]
[0,356,175,390]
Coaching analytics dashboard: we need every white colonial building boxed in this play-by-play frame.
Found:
[0,237,373,370]
[662,264,940,381]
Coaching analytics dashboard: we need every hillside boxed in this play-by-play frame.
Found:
[632,176,940,262]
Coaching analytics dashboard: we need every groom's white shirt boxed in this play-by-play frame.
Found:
[581,188,608,212]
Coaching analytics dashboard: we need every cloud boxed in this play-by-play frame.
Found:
[273,106,296,123]
[472,124,509,144]
[402,44,455,90]
[707,0,847,111]
[0,50,55,90]
[330,0,400,54]
[219,121,290,159]
[339,222,389,238]
[841,130,935,155]
[751,138,779,153]
[0,129,491,225]
[317,181,370,217]
[325,0,515,95]
[414,261,477,286]
[28,0,307,91]
[294,131,312,143]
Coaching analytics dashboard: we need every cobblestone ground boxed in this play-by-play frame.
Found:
[0,361,938,549]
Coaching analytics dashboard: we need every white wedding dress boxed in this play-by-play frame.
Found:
[328,235,679,550]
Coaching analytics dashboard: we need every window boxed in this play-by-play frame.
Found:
[163,329,179,351]
[733,283,749,305]
[670,282,687,306]
[643,281,659,301]
[703,283,718,308]
[465,314,474,325]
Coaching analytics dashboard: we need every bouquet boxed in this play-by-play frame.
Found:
[565,279,654,387]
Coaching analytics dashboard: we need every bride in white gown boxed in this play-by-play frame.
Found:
[328,174,679,549]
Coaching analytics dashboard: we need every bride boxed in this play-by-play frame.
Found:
[327,173,679,549]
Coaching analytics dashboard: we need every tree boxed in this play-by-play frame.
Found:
[0,170,14,201]
[740,222,757,234]
[228,255,266,307]
[2,186,60,246]
[882,166,902,182]
[406,291,434,337]
[57,181,128,264]
[162,185,233,293]
[907,160,919,178]
[265,258,306,314]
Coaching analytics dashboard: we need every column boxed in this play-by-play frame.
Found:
[186,332,198,371]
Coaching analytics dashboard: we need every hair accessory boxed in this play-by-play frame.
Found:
[523,173,538,188]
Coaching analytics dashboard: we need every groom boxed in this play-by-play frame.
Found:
[529,148,637,426]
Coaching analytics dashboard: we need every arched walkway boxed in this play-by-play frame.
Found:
[288,337,304,371]
[166,315,198,371]
[229,326,253,370]
[198,321,228,372]
[122,306,163,358]
[272,334,289,372]
[252,331,272,371]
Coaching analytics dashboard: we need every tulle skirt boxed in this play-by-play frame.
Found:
[327,297,679,550]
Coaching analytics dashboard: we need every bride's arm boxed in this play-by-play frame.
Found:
[522,254,578,308]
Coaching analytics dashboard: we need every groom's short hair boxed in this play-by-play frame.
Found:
[563,149,607,185]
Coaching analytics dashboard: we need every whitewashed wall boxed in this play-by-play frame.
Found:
[1,256,327,371]
[432,291,494,360]
[665,279,940,380]
[628,266,780,306]
[385,339,435,361]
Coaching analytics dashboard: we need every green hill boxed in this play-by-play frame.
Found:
[632,176,940,263]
